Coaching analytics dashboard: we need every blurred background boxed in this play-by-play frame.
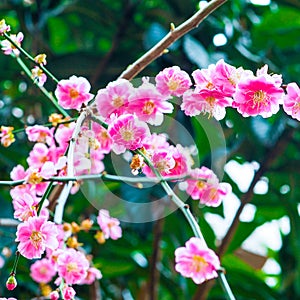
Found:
[0,0,300,299]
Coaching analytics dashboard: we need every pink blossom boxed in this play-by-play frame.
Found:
[1,32,23,56]
[128,79,173,125]
[142,133,169,152]
[30,258,57,283]
[12,192,39,221]
[108,114,150,154]
[31,66,47,86]
[26,125,54,145]
[54,123,75,150]
[80,267,102,285]
[55,75,94,110]
[62,286,76,300]
[155,66,192,96]
[92,122,113,154]
[97,209,122,240]
[0,19,11,35]
[27,143,49,169]
[10,164,27,181]
[175,237,220,284]
[49,291,59,300]
[56,248,89,285]
[233,74,284,117]
[16,216,59,259]
[182,167,231,207]
[283,82,300,121]
[95,79,133,118]
[192,65,216,90]
[0,126,15,147]
[143,149,175,177]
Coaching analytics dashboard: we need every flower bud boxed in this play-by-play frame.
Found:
[49,290,59,300]
[6,275,17,290]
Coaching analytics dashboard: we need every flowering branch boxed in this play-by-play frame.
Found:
[119,0,227,80]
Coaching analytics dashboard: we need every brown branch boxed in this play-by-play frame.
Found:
[119,0,228,80]
[90,0,140,86]
[148,218,165,300]
[193,126,296,299]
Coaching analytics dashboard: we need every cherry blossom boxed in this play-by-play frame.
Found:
[56,248,89,285]
[0,19,10,35]
[283,82,300,121]
[16,216,59,259]
[97,209,122,240]
[108,114,150,154]
[155,66,192,97]
[0,126,15,147]
[175,237,220,284]
[30,258,57,283]
[26,125,54,145]
[80,267,102,285]
[1,32,23,56]
[55,75,94,110]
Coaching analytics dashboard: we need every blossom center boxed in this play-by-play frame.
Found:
[142,100,155,115]
[112,96,124,108]
[168,80,179,91]
[196,181,206,189]
[206,97,216,107]
[120,128,134,141]
[30,231,43,249]
[69,88,79,99]
[253,90,267,105]
[206,82,214,90]
[67,262,78,273]
[192,255,208,273]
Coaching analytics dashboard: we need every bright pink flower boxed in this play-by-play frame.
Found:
[155,66,192,96]
[166,145,191,177]
[97,209,122,240]
[49,291,59,300]
[54,123,75,150]
[80,267,102,285]
[57,248,89,285]
[27,143,49,169]
[233,74,284,117]
[182,167,231,207]
[30,258,57,283]
[192,65,216,90]
[181,89,230,120]
[92,122,113,154]
[6,275,17,291]
[26,125,54,145]
[12,192,39,221]
[1,32,23,56]
[283,82,300,121]
[55,75,94,110]
[175,237,220,284]
[143,149,175,177]
[256,64,282,87]
[62,286,76,300]
[10,164,27,181]
[108,114,150,154]
[213,59,248,97]
[16,216,59,259]
[128,79,173,125]
[95,79,133,118]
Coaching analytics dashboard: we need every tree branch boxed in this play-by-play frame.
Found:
[119,0,227,80]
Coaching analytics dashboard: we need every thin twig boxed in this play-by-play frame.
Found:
[119,0,227,80]
[0,218,20,227]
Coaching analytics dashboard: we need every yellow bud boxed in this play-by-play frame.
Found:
[94,231,106,244]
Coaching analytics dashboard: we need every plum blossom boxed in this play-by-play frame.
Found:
[26,125,54,145]
[49,291,59,300]
[31,66,47,86]
[95,79,133,118]
[0,19,11,35]
[108,114,150,154]
[16,216,59,259]
[233,70,284,117]
[92,122,113,154]
[155,66,192,96]
[80,267,102,285]
[62,285,76,300]
[97,209,122,240]
[1,32,23,56]
[175,237,220,284]
[12,192,39,221]
[56,248,89,285]
[55,75,94,110]
[0,126,15,147]
[283,82,300,121]
[181,166,231,207]
[6,275,17,291]
[30,258,57,283]
[128,78,173,125]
